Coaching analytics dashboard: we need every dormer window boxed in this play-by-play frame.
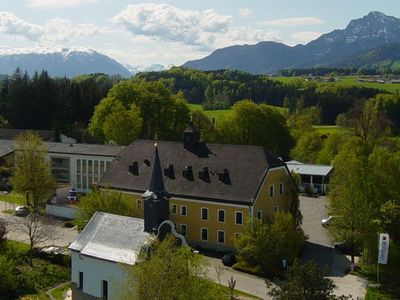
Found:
[199,167,210,182]
[217,169,231,185]
[128,161,139,176]
[183,166,194,181]
[164,164,175,179]
[144,158,151,166]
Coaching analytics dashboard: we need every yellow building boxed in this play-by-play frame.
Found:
[100,126,297,251]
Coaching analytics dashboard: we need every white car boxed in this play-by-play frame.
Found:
[321,216,333,226]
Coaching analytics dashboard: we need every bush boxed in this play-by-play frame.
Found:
[0,222,7,244]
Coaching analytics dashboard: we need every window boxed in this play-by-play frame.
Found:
[180,224,187,237]
[106,161,111,170]
[201,208,208,220]
[257,211,262,220]
[217,230,225,244]
[100,161,105,175]
[180,205,187,216]
[102,280,108,299]
[78,272,83,290]
[235,211,243,225]
[171,204,177,214]
[280,183,284,195]
[201,228,208,241]
[269,185,274,197]
[217,209,225,223]
[274,206,279,213]
[235,232,241,239]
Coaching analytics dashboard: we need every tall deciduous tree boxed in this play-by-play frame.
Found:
[217,100,294,156]
[10,131,55,211]
[235,213,304,277]
[103,103,143,145]
[119,235,224,300]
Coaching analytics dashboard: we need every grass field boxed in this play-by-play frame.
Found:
[273,76,400,94]
[188,103,288,123]
[313,125,347,135]
[0,191,25,205]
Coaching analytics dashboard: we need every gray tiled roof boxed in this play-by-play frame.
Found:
[68,212,150,265]
[99,139,285,205]
[46,142,124,157]
[0,140,123,158]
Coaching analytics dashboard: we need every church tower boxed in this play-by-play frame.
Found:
[142,143,170,233]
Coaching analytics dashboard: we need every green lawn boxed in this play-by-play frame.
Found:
[50,282,71,300]
[0,191,25,205]
[313,125,348,135]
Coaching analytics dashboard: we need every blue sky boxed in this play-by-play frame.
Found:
[0,0,399,66]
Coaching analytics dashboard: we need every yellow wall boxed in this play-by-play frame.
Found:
[119,167,295,250]
[253,167,293,220]
[170,199,249,249]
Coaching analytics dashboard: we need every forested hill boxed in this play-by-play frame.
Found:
[134,67,385,124]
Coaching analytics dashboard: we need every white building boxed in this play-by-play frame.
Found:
[0,140,124,193]
[68,212,151,300]
[46,142,124,192]
[286,160,333,194]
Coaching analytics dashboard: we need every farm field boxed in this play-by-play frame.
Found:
[272,76,400,94]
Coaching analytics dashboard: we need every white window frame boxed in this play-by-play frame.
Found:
[200,207,209,221]
[235,211,243,225]
[274,206,279,213]
[171,204,177,214]
[269,184,275,197]
[200,227,208,241]
[180,224,187,237]
[180,205,187,216]
[235,232,241,239]
[257,210,262,220]
[279,182,284,195]
[217,209,225,223]
[217,230,225,244]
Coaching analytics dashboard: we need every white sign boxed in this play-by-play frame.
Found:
[378,233,389,264]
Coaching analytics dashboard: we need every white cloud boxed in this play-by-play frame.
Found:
[113,3,232,47]
[238,8,254,18]
[261,17,323,27]
[290,31,322,44]
[27,0,100,8]
[0,11,106,43]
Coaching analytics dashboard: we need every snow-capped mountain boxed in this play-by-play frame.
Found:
[184,11,400,73]
[124,63,166,75]
[0,47,132,77]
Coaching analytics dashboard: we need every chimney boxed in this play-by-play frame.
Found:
[183,121,200,149]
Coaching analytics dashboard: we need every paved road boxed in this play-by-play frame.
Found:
[299,195,367,299]
[206,256,272,299]
[0,200,78,248]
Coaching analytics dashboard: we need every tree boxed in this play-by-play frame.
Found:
[10,131,55,211]
[191,110,217,143]
[74,189,143,231]
[235,213,304,277]
[290,131,323,163]
[103,103,143,145]
[316,133,346,165]
[267,260,351,300]
[12,212,56,266]
[217,100,294,156]
[119,235,224,300]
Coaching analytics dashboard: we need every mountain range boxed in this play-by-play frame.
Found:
[183,11,400,74]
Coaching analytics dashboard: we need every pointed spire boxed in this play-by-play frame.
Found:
[149,142,167,198]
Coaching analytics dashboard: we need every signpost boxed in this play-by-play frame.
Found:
[377,233,389,284]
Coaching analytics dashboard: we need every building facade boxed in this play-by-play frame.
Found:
[100,127,298,251]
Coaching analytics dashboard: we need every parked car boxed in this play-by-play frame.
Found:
[221,253,236,267]
[14,205,29,217]
[334,242,360,256]
[321,216,334,226]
